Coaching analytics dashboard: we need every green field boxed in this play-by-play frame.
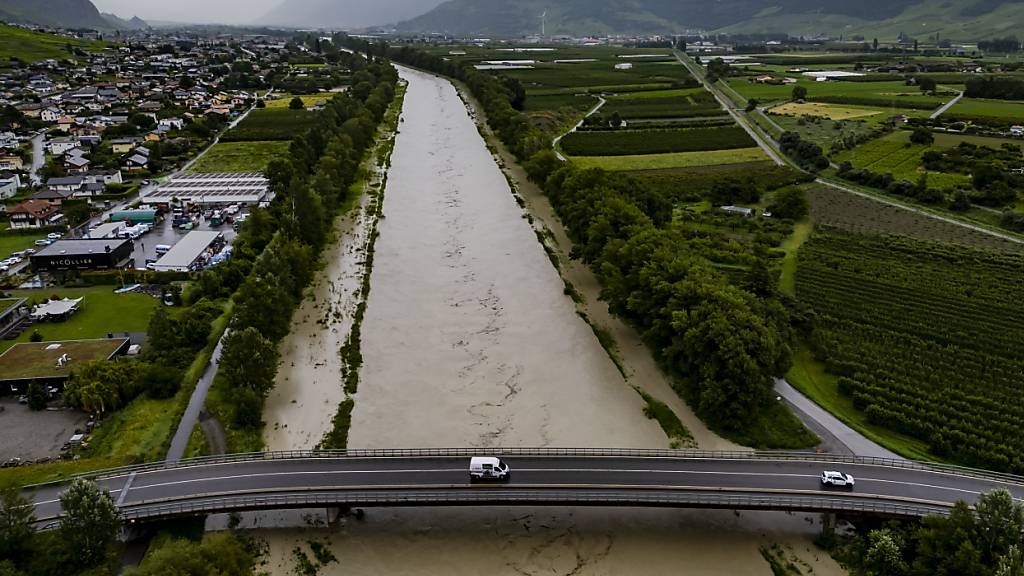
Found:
[602,91,725,120]
[221,109,318,142]
[835,132,971,189]
[945,97,1024,123]
[728,78,947,110]
[0,24,109,64]
[2,287,158,353]
[569,147,770,171]
[560,126,754,156]
[0,235,38,260]
[263,93,334,109]
[189,141,290,173]
[0,338,126,380]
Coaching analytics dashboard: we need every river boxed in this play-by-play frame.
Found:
[256,66,844,576]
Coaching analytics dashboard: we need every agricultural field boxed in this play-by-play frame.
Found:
[834,131,971,189]
[0,24,109,64]
[795,230,1024,471]
[727,78,949,112]
[220,109,318,142]
[189,141,290,173]
[769,101,882,121]
[569,148,770,171]
[769,114,882,152]
[523,93,598,112]
[601,90,726,119]
[944,97,1024,126]
[806,184,1022,250]
[559,126,754,156]
[263,93,334,109]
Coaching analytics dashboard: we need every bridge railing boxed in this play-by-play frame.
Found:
[111,488,952,522]
[30,448,1024,489]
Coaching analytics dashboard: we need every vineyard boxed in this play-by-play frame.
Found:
[796,230,1024,472]
[835,133,971,190]
[560,126,754,156]
[221,109,319,141]
[602,91,726,119]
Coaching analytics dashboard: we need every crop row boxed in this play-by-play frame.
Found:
[560,126,754,156]
[795,230,1024,472]
[221,109,319,142]
[602,92,725,120]
[810,95,939,111]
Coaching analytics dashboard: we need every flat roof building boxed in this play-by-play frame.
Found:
[31,238,134,273]
[152,230,223,272]
[86,221,127,239]
[142,172,269,206]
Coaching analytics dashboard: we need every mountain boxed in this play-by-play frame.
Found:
[102,12,149,30]
[397,0,1024,39]
[0,0,122,29]
[257,0,445,29]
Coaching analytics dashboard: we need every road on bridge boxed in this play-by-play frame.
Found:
[26,451,1024,524]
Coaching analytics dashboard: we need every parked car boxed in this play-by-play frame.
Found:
[820,470,855,489]
[469,456,510,481]
[34,239,52,246]
[46,232,62,240]
[0,265,9,273]
[23,248,35,255]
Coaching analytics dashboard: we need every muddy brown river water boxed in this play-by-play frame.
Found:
[256,66,845,576]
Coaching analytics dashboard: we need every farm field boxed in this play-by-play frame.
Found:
[220,109,318,142]
[807,184,1022,250]
[795,230,1024,472]
[522,93,597,112]
[727,78,948,110]
[601,91,725,119]
[262,93,334,108]
[945,97,1024,125]
[769,101,883,120]
[569,148,769,171]
[559,126,754,156]
[188,141,289,173]
[931,132,1024,148]
[1,287,159,353]
[834,131,971,189]
[770,114,881,151]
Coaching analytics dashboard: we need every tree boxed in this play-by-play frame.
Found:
[950,189,972,212]
[873,37,879,50]
[975,489,1024,564]
[609,111,623,129]
[289,96,305,110]
[768,186,809,220]
[910,126,935,145]
[745,98,759,112]
[918,77,938,92]
[997,545,1024,576]
[26,382,47,411]
[219,327,280,398]
[791,86,808,101]
[58,478,120,569]
[255,99,266,108]
[133,533,258,576]
[865,528,908,576]
[0,488,35,561]
[63,360,136,416]
[28,330,42,343]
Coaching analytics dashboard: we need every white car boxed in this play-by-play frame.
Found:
[34,239,52,246]
[0,265,8,273]
[23,248,35,255]
[47,232,62,240]
[821,470,855,489]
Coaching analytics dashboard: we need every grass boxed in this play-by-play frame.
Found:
[0,235,40,259]
[786,346,936,461]
[0,456,132,490]
[778,220,813,297]
[0,23,109,64]
[0,339,127,380]
[769,101,883,120]
[569,147,769,171]
[835,131,971,189]
[1,287,158,353]
[715,398,820,450]
[83,396,179,462]
[635,388,696,449]
[221,109,318,142]
[947,97,1024,120]
[931,132,1024,148]
[188,141,290,173]
[727,78,946,109]
[263,93,333,109]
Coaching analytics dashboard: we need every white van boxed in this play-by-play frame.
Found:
[155,244,172,256]
[469,456,510,481]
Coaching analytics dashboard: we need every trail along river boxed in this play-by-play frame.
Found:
[256,66,845,576]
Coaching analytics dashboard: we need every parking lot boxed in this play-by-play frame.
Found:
[129,211,239,269]
[0,397,86,462]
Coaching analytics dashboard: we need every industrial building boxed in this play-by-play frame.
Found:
[141,172,269,207]
[152,230,224,272]
[86,222,127,239]
[31,238,134,273]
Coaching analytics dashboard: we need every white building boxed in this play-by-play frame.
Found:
[152,231,223,272]
[142,172,269,206]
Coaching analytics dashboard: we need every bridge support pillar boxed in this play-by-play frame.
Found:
[326,507,347,526]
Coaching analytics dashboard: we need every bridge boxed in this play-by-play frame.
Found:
[26,449,1024,524]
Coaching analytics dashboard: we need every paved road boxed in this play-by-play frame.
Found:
[930,91,964,119]
[27,451,1024,523]
[552,96,606,161]
[164,333,228,462]
[29,133,44,186]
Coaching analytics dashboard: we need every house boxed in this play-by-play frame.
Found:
[72,182,106,198]
[40,107,63,123]
[29,188,72,204]
[64,154,91,174]
[158,117,184,131]
[56,116,76,133]
[0,132,18,150]
[614,63,633,70]
[110,137,142,154]
[90,169,122,185]
[123,154,149,172]
[0,174,20,200]
[755,75,776,83]
[46,137,80,156]
[1011,126,1024,137]
[0,155,24,171]
[144,132,162,143]
[47,176,86,193]
[8,200,63,229]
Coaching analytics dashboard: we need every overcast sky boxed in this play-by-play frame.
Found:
[92,0,280,23]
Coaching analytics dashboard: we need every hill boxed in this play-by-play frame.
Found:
[397,0,1024,40]
[257,0,444,29]
[0,23,109,63]
[0,0,122,30]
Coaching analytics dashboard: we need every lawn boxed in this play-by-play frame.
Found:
[263,93,334,109]
[0,338,127,380]
[84,396,179,462]
[569,147,769,171]
[0,235,41,259]
[2,287,159,353]
[0,24,109,64]
[769,101,883,121]
[188,141,290,173]
[786,346,936,461]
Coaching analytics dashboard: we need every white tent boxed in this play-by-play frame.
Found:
[31,297,83,321]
